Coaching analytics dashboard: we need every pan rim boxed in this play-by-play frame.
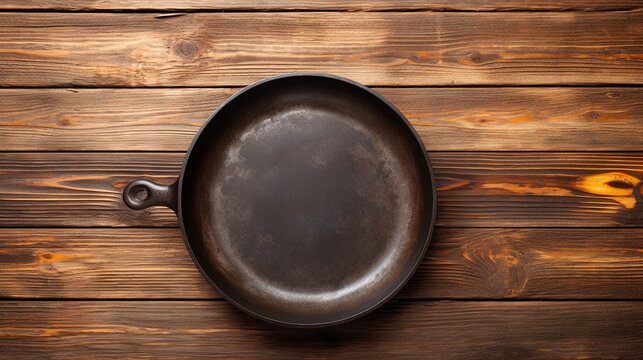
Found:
[177,72,437,327]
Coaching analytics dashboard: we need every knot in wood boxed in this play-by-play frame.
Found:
[173,40,199,60]
[467,51,499,65]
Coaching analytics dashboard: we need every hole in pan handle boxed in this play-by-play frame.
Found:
[123,179,178,212]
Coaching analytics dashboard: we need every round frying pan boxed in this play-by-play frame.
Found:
[123,73,436,327]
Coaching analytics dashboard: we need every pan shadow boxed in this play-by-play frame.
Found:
[241,298,416,350]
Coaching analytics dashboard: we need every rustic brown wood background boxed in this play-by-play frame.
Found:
[1,1,642,358]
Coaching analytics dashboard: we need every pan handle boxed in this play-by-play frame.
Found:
[123,179,178,212]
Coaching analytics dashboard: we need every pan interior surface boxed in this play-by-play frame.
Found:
[181,75,433,326]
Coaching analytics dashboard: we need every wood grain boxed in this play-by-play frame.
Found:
[434,152,643,227]
[2,87,642,151]
[0,153,181,227]
[0,301,640,359]
[1,152,641,227]
[1,2,640,357]
[1,228,641,299]
[1,0,641,11]
[1,12,642,87]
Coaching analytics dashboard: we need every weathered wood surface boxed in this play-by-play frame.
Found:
[0,301,640,359]
[1,228,641,300]
[1,1,642,357]
[2,87,642,151]
[2,0,642,11]
[1,152,641,227]
[1,12,642,87]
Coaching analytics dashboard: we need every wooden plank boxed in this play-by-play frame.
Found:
[2,87,642,151]
[1,152,641,227]
[0,153,181,227]
[0,301,640,358]
[1,228,641,299]
[434,152,643,227]
[1,0,641,11]
[1,12,642,87]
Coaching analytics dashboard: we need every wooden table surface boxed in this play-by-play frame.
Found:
[1,1,642,358]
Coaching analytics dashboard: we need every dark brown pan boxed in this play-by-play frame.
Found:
[124,73,436,327]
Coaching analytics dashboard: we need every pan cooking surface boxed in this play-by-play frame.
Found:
[180,75,434,326]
